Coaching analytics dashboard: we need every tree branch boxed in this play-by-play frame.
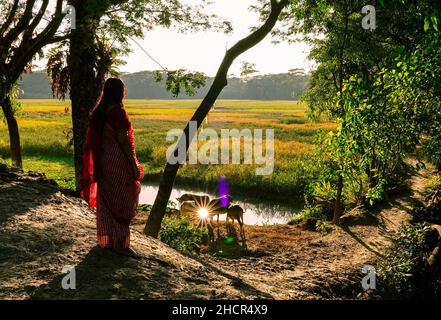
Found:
[0,0,20,36]
[46,34,70,44]
[10,0,66,80]
[2,0,37,49]
[23,0,50,42]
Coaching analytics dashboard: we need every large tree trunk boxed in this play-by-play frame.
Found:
[144,0,289,238]
[68,0,106,191]
[0,95,22,168]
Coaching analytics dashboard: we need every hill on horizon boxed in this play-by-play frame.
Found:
[18,70,310,100]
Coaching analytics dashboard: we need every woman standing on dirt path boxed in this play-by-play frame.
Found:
[81,78,144,257]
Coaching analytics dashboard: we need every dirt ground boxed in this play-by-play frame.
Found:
[0,163,431,300]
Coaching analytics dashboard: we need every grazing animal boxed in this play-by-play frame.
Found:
[179,201,198,216]
[208,195,233,222]
[226,204,245,239]
[177,193,210,207]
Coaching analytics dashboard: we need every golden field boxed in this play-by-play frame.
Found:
[0,99,335,199]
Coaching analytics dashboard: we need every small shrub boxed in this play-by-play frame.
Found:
[366,179,386,206]
[413,178,441,224]
[287,217,298,225]
[378,223,434,298]
[159,216,208,254]
[422,137,441,171]
[315,220,330,234]
[167,200,178,210]
[288,203,323,225]
[311,181,336,203]
[425,174,441,193]
[413,203,441,224]
[302,159,342,221]
[138,204,152,213]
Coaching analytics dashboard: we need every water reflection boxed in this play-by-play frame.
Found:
[140,184,300,226]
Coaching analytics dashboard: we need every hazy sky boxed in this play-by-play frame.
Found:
[121,0,313,76]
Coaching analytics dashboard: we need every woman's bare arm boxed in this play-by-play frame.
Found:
[116,129,140,180]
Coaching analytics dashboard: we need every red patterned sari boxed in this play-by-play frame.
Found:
[81,107,144,250]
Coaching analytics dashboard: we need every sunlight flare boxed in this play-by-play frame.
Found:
[198,208,209,220]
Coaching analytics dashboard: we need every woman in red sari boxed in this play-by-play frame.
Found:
[81,78,144,257]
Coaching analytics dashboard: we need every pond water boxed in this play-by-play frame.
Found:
[139,183,301,226]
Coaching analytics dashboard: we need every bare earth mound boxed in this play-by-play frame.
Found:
[1,164,428,300]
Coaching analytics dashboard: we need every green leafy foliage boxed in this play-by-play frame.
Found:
[240,61,259,79]
[425,175,441,193]
[366,179,385,206]
[159,216,208,253]
[167,200,178,210]
[47,44,70,100]
[296,1,441,216]
[288,204,322,225]
[336,33,441,187]
[315,219,330,234]
[154,69,206,97]
[378,223,435,298]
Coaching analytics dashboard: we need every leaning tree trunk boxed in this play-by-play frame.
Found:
[0,95,22,168]
[144,0,289,238]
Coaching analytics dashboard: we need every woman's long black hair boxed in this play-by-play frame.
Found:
[91,78,126,135]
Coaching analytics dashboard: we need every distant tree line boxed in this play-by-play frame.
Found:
[18,70,310,100]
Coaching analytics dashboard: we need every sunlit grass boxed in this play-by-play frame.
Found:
[23,155,75,189]
[0,99,334,199]
[17,118,67,128]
